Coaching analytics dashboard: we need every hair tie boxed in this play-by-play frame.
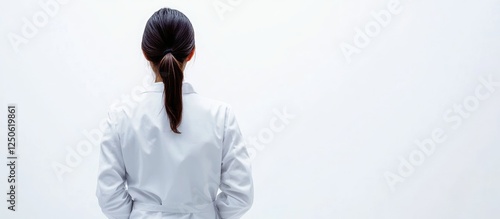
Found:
[163,49,173,56]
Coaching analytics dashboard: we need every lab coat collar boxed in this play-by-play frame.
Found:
[146,82,196,94]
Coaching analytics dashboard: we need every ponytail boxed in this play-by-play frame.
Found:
[158,52,184,134]
[141,8,195,134]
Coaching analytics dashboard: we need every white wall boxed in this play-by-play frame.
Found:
[1,0,499,218]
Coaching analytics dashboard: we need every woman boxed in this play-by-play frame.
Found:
[96,8,254,219]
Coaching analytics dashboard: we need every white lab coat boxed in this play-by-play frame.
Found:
[96,82,253,219]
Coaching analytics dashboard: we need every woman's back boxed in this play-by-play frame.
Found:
[124,82,227,208]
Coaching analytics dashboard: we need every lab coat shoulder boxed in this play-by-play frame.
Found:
[183,93,232,134]
[185,93,231,116]
[102,106,129,132]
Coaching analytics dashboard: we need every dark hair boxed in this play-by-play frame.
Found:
[141,8,195,134]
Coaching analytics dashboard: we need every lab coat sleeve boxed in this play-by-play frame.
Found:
[96,110,133,219]
[216,106,254,219]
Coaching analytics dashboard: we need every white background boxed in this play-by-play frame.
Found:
[1,0,499,218]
